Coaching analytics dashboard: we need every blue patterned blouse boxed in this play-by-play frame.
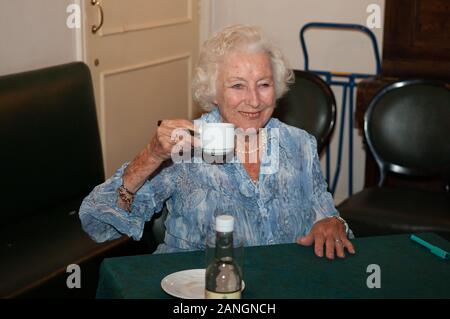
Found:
[79,107,342,253]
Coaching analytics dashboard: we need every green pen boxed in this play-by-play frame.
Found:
[410,235,450,260]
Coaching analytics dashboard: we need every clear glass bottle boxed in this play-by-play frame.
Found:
[205,215,242,299]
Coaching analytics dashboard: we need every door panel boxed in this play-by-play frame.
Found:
[103,55,192,171]
[101,0,191,36]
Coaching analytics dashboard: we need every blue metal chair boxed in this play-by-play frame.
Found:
[300,22,381,195]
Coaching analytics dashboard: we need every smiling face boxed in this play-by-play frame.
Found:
[214,51,276,131]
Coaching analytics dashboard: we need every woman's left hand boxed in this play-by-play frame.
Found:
[297,217,356,259]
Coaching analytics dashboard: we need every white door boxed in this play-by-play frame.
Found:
[82,0,199,176]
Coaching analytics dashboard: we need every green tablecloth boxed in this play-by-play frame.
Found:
[96,233,450,299]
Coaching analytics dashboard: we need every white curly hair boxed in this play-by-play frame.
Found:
[192,24,294,111]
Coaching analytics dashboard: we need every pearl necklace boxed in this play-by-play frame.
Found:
[235,129,267,154]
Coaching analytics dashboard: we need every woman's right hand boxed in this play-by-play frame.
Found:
[147,119,197,163]
[121,119,197,195]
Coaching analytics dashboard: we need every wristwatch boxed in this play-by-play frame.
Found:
[331,215,349,235]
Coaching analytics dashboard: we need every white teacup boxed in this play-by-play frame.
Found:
[199,123,235,156]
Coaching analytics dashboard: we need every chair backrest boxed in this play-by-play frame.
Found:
[0,62,104,219]
[364,79,450,186]
[273,69,336,154]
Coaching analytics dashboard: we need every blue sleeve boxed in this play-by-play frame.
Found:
[308,135,339,222]
[78,160,179,243]
[308,135,354,238]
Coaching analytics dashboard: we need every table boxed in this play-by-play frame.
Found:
[96,233,450,298]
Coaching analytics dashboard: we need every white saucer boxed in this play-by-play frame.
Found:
[161,269,245,299]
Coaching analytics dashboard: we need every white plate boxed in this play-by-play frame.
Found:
[161,269,245,299]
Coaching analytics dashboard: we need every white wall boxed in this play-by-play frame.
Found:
[208,0,385,203]
[0,0,80,76]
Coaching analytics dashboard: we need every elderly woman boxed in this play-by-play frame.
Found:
[79,25,355,260]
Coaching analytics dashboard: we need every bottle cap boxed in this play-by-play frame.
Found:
[216,215,234,233]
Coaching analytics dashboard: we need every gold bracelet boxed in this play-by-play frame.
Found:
[118,184,135,212]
